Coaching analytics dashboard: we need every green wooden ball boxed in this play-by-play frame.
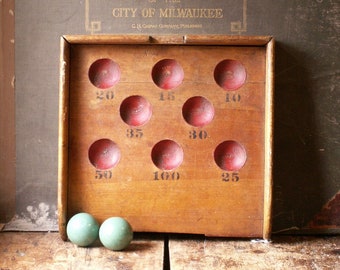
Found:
[66,213,99,247]
[99,217,133,251]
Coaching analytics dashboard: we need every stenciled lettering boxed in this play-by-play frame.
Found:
[112,8,137,18]
[154,171,180,181]
[159,8,223,19]
[142,8,156,18]
[111,7,224,19]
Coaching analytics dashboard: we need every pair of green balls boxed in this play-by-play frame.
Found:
[66,213,133,251]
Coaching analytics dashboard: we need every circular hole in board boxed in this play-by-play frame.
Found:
[214,59,246,90]
[182,96,215,127]
[88,58,121,89]
[88,139,121,170]
[151,59,184,90]
[214,140,247,171]
[120,95,152,127]
[151,139,184,170]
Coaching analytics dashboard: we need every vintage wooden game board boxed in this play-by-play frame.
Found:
[58,35,274,240]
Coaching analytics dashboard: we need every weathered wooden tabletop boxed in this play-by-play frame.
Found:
[0,231,338,270]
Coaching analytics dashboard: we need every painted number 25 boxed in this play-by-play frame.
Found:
[222,172,239,182]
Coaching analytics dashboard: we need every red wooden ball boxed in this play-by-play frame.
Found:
[120,95,152,127]
[152,59,184,90]
[214,141,247,171]
[88,139,121,170]
[214,59,246,90]
[151,140,184,170]
[182,96,215,127]
[89,58,121,89]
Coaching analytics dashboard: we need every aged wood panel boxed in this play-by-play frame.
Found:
[59,35,273,239]
[0,0,15,223]
[0,232,164,270]
[169,235,340,270]
[0,232,339,269]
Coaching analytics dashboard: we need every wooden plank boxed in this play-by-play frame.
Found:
[263,38,275,239]
[58,37,70,241]
[184,35,272,45]
[0,0,15,223]
[63,34,272,46]
[1,232,339,269]
[59,36,273,239]
[0,232,164,269]
[169,235,340,270]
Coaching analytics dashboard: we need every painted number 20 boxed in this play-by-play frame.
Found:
[96,90,114,100]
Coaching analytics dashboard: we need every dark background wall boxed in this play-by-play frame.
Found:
[6,0,339,232]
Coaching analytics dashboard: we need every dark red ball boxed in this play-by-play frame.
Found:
[152,59,184,90]
[151,140,184,170]
[88,139,121,170]
[182,96,215,127]
[120,95,152,127]
[214,59,246,90]
[89,58,121,89]
[214,141,247,171]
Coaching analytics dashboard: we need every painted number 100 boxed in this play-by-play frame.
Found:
[226,93,241,102]
[154,171,180,181]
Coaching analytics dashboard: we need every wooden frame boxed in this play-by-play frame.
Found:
[58,35,274,240]
[0,0,15,223]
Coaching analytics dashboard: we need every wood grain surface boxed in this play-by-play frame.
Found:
[168,235,340,270]
[0,232,164,270]
[0,232,338,270]
[59,36,274,239]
